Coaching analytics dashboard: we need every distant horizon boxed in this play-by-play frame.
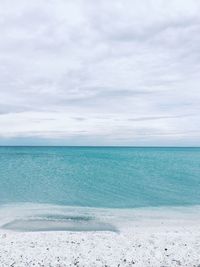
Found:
[0,145,200,148]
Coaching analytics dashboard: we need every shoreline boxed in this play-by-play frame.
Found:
[1,203,200,230]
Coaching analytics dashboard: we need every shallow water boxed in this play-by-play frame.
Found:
[0,146,199,208]
[1,203,200,232]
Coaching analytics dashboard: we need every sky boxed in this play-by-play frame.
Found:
[0,0,200,146]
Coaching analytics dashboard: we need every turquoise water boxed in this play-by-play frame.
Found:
[0,146,199,208]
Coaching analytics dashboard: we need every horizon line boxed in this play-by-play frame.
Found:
[0,145,199,148]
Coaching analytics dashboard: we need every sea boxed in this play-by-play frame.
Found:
[0,146,199,231]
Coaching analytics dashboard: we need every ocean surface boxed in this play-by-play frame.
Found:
[0,146,200,231]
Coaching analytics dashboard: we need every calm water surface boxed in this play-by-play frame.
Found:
[0,146,199,208]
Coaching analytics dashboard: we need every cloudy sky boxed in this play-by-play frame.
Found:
[0,0,200,146]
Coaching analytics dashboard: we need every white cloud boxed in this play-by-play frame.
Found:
[0,0,200,145]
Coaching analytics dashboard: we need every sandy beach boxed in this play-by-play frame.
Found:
[1,207,200,267]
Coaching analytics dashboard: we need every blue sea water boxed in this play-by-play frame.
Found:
[0,146,200,208]
[0,146,200,231]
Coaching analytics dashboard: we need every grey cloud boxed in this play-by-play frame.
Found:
[128,114,194,122]
[0,104,29,115]
[86,0,200,44]
[72,117,86,121]
[97,88,153,97]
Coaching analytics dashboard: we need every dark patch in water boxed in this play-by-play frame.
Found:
[39,214,93,222]
[2,215,118,232]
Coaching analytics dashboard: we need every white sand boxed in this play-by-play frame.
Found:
[1,206,200,266]
[1,222,200,266]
